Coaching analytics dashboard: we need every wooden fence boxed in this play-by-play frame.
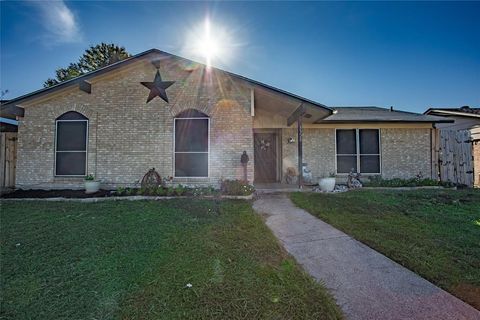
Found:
[0,132,17,189]
[438,129,474,187]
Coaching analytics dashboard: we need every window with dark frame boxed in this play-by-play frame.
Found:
[336,129,380,174]
[55,111,88,176]
[174,109,209,177]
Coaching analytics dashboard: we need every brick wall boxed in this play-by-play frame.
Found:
[16,55,254,189]
[281,128,335,183]
[280,127,432,183]
[473,141,480,187]
[381,128,431,179]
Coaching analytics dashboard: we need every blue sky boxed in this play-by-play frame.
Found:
[1,1,479,113]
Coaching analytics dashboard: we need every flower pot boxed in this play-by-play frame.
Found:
[85,181,100,194]
[319,177,336,192]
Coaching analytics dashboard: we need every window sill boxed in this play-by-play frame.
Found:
[335,173,381,176]
[172,177,210,183]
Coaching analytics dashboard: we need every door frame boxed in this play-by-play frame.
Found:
[253,129,282,183]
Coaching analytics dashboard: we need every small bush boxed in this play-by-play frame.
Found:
[125,188,136,196]
[220,179,255,196]
[192,186,219,197]
[115,187,125,196]
[155,187,166,196]
[364,176,442,188]
[174,184,186,196]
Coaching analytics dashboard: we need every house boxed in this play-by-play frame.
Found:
[0,49,451,190]
[424,106,480,186]
[0,100,18,189]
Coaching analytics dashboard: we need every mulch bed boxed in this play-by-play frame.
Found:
[1,189,113,199]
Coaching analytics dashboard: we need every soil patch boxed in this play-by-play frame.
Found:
[1,189,112,199]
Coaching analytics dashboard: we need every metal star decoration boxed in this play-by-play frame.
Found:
[140,70,175,103]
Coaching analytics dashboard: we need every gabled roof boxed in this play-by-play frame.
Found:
[317,106,453,123]
[424,106,480,118]
[0,48,332,116]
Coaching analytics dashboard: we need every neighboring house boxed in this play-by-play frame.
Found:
[0,49,450,190]
[0,100,19,132]
[0,100,18,189]
[424,106,480,186]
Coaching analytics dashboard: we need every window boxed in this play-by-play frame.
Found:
[174,109,209,177]
[55,111,88,176]
[336,129,380,174]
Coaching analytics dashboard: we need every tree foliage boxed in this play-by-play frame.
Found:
[44,43,131,87]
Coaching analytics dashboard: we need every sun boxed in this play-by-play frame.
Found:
[196,19,220,67]
[183,17,237,68]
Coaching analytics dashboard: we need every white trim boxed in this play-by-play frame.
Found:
[173,117,210,178]
[428,109,480,118]
[335,128,381,175]
[54,118,89,177]
[0,117,18,126]
[250,88,255,117]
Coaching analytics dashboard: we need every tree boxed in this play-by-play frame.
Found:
[44,43,131,87]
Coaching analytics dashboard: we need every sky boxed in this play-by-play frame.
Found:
[1,1,479,113]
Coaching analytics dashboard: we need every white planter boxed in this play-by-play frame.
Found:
[85,181,101,194]
[319,177,336,192]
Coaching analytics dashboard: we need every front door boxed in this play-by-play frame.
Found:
[254,133,277,182]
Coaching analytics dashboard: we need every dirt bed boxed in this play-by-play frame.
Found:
[1,189,112,199]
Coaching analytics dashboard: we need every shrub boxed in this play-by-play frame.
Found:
[125,188,136,196]
[220,179,255,196]
[364,176,442,188]
[155,187,166,196]
[174,184,186,196]
[115,187,125,195]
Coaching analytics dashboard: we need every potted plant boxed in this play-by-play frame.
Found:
[84,174,100,194]
[319,172,336,192]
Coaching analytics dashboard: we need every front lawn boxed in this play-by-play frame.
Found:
[0,200,342,319]
[291,189,480,310]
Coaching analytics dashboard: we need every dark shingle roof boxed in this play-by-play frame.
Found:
[317,106,452,123]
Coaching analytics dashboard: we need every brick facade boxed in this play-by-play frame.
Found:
[381,128,431,179]
[279,127,432,183]
[16,55,254,189]
[474,141,480,187]
[15,53,435,189]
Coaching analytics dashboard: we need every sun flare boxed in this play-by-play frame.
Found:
[183,17,239,68]
[196,19,219,67]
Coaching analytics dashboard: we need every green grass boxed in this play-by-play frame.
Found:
[0,200,342,320]
[291,189,480,309]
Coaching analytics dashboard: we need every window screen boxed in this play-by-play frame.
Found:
[359,129,380,173]
[360,129,379,154]
[336,129,357,173]
[336,129,356,154]
[174,116,209,177]
[175,119,208,152]
[336,129,380,174]
[55,112,88,176]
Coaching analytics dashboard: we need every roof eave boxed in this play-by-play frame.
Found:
[1,48,332,116]
[1,49,162,109]
[315,119,454,124]
[424,109,480,118]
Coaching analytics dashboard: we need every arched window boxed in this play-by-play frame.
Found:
[174,109,209,177]
[55,111,88,176]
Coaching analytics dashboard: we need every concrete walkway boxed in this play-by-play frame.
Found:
[253,194,480,320]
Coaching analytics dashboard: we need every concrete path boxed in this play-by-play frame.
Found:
[253,194,480,320]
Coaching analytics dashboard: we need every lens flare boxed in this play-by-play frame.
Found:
[182,16,242,68]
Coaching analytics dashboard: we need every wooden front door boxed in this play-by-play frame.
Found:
[254,133,277,182]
